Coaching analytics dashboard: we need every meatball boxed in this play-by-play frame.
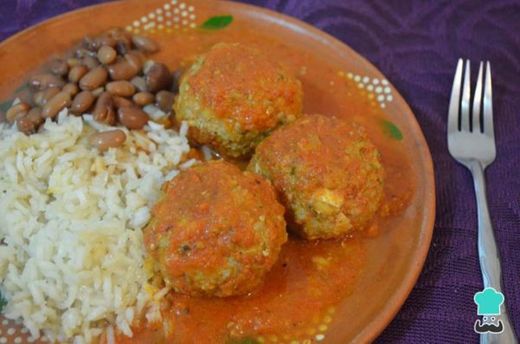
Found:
[174,42,303,158]
[144,160,287,297]
[248,114,384,240]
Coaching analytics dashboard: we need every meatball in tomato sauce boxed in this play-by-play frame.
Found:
[249,114,384,240]
[175,42,303,158]
[145,160,287,297]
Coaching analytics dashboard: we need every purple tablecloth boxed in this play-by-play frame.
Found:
[1,0,519,343]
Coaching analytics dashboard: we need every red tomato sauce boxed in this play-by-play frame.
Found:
[117,238,364,344]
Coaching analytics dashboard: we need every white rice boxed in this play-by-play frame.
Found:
[142,104,168,121]
[0,110,192,343]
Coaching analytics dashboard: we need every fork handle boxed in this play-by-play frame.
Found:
[470,162,518,344]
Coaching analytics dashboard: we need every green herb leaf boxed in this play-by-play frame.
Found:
[201,15,233,30]
[381,119,403,140]
[0,291,7,313]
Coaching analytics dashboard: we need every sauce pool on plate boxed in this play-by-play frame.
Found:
[118,238,365,344]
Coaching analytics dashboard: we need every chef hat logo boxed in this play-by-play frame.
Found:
[474,287,504,316]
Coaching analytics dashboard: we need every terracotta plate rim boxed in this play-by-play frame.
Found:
[0,1,436,342]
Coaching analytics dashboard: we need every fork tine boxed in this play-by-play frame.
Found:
[448,59,463,133]
[483,61,494,137]
[460,60,471,131]
[472,62,484,133]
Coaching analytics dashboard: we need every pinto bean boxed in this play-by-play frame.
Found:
[97,46,117,65]
[83,35,97,51]
[82,34,117,52]
[67,58,82,67]
[155,90,175,112]
[131,35,159,53]
[29,73,65,90]
[118,106,149,129]
[41,92,71,118]
[133,92,154,106]
[91,87,105,97]
[27,107,44,123]
[92,92,116,125]
[33,87,61,107]
[112,96,134,109]
[106,27,133,54]
[115,40,131,55]
[6,102,31,123]
[82,55,100,69]
[95,35,117,49]
[124,51,144,71]
[145,63,172,93]
[16,116,36,134]
[75,47,94,59]
[16,108,44,134]
[68,65,89,83]
[79,66,108,91]
[49,59,69,77]
[71,91,95,114]
[62,83,79,97]
[106,80,135,97]
[108,61,138,81]
[89,129,127,151]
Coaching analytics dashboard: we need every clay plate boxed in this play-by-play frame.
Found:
[0,0,435,343]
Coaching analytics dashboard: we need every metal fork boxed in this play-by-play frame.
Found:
[448,59,517,344]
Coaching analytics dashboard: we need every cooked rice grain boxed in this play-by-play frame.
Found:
[0,110,191,343]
